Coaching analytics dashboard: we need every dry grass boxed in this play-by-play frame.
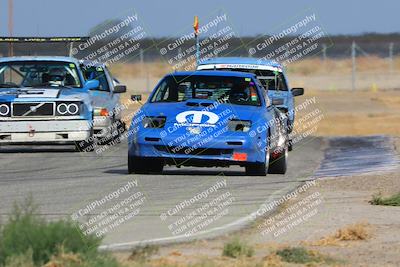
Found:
[109,61,170,79]
[127,245,159,262]
[295,89,400,136]
[261,253,285,267]
[108,56,400,92]
[43,251,82,267]
[306,222,371,246]
[287,56,400,75]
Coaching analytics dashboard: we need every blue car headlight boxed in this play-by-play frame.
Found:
[228,120,251,132]
[142,116,166,128]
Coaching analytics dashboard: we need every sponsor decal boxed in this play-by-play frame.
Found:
[175,111,219,127]
[197,63,282,72]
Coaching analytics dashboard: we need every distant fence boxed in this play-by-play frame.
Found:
[1,35,400,61]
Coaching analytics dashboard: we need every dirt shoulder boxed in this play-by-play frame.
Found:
[115,171,400,267]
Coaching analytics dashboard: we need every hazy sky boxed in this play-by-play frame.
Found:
[0,0,397,37]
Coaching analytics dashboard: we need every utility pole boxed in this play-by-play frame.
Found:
[8,0,14,57]
[140,49,149,92]
[389,42,394,73]
[351,41,356,91]
[140,48,144,65]
[68,42,74,57]
[322,43,327,61]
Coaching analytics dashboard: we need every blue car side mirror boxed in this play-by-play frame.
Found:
[84,79,100,90]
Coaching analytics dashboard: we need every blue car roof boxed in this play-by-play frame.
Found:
[198,57,282,68]
[168,70,257,78]
[0,56,80,64]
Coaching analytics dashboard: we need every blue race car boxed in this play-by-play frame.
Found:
[128,71,289,176]
[0,56,99,151]
[197,57,304,150]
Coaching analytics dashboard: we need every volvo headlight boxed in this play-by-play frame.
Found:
[228,120,251,132]
[0,103,10,117]
[142,116,166,128]
[56,102,81,116]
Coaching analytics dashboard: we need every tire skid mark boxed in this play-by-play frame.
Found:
[314,135,399,178]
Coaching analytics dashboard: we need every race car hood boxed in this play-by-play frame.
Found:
[0,87,92,105]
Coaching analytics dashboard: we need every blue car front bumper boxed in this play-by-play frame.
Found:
[128,129,266,167]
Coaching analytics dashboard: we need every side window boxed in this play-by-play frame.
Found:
[261,73,287,91]
[153,80,170,102]
[256,79,265,91]
[103,66,115,90]
[277,73,288,91]
[256,79,270,107]
[84,66,110,91]
[152,79,182,102]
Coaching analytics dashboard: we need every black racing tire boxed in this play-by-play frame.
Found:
[288,139,293,151]
[113,120,126,144]
[97,119,121,145]
[128,156,164,174]
[245,148,270,176]
[117,120,126,133]
[268,146,288,174]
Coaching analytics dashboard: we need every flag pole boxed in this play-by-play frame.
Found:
[193,16,200,66]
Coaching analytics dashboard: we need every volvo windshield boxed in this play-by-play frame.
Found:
[0,61,83,89]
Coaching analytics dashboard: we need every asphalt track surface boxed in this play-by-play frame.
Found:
[0,135,397,250]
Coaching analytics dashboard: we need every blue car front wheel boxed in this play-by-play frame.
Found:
[245,147,270,176]
[128,156,164,174]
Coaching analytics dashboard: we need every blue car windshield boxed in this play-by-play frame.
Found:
[151,75,261,106]
[0,61,82,88]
